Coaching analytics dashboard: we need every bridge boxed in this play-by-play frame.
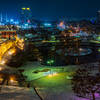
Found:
[0,36,24,65]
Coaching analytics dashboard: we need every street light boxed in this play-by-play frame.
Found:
[47,59,55,75]
[8,49,16,55]
[0,67,3,71]
[47,59,54,66]
[0,60,6,65]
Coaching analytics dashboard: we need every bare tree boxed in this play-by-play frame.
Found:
[71,69,100,100]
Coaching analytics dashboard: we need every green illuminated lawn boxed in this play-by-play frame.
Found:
[90,40,100,44]
[31,72,72,88]
[20,63,77,92]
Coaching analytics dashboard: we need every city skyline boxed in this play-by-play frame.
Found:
[0,1,100,100]
[0,0,100,20]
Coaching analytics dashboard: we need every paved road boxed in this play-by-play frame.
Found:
[0,86,41,100]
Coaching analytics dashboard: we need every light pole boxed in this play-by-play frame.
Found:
[47,59,54,75]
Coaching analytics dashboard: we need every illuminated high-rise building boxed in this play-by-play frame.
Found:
[0,13,9,25]
[20,7,32,28]
[0,13,3,23]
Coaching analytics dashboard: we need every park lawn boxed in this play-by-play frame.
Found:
[30,72,72,88]
[90,40,100,44]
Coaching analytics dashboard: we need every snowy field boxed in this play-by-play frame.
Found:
[0,85,40,100]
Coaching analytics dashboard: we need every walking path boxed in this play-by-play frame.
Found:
[0,85,41,100]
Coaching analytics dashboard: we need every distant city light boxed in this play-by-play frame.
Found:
[10,77,15,83]
[47,59,54,65]
[22,8,30,10]
[22,8,26,10]
[21,23,33,29]
[27,20,30,23]
[27,8,30,10]
[57,21,66,30]
[8,49,16,55]
[48,72,58,77]
[14,21,19,25]
[0,60,6,65]
[0,67,3,71]
[10,19,14,22]
[25,23,28,26]
[44,23,52,27]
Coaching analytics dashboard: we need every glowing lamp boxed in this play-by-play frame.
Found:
[48,74,53,77]
[8,49,16,55]
[51,60,54,63]
[10,19,14,22]
[47,61,50,64]
[47,59,54,65]
[10,78,14,83]
[0,60,6,65]
[53,72,58,76]
[22,8,26,10]
[0,67,3,71]
[27,8,30,10]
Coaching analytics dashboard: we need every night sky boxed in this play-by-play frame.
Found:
[0,0,100,20]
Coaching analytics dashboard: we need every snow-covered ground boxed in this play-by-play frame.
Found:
[19,62,100,100]
[1,62,100,100]
[1,85,100,100]
[0,85,40,100]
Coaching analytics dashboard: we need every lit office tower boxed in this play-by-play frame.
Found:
[20,7,32,27]
[0,13,8,24]
[97,10,100,24]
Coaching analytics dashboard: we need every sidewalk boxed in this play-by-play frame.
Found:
[0,85,41,100]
